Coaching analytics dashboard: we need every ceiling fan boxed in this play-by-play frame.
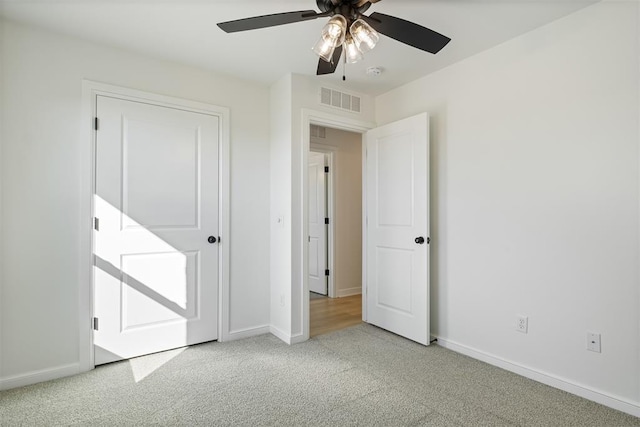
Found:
[217,0,451,76]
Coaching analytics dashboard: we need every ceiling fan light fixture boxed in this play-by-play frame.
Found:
[313,37,337,62]
[312,14,347,62]
[344,34,363,64]
[350,19,379,53]
[323,15,347,43]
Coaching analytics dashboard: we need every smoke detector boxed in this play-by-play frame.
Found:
[366,67,382,77]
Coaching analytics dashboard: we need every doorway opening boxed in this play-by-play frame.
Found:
[308,125,364,337]
[301,110,430,346]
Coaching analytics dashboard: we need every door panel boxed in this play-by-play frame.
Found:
[377,133,414,227]
[123,118,200,228]
[94,95,219,365]
[308,151,328,295]
[376,247,413,313]
[365,113,429,345]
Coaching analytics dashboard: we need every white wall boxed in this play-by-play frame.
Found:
[289,74,374,338]
[0,20,270,385]
[376,1,640,409]
[269,73,374,341]
[312,127,362,297]
[269,74,293,340]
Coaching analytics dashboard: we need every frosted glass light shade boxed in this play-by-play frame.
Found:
[350,19,379,53]
[313,37,337,62]
[323,15,347,45]
[312,15,347,62]
[344,35,363,64]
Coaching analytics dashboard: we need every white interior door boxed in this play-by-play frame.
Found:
[365,113,429,345]
[308,151,328,295]
[93,95,219,365]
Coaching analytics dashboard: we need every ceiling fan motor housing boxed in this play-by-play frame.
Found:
[316,0,371,17]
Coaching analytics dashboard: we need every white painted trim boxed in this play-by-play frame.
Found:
[306,109,376,135]
[290,333,307,344]
[636,0,640,408]
[270,325,292,344]
[300,109,375,344]
[336,288,362,298]
[436,337,640,418]
[79,81,97,372]
[326,152,336,299]
[361,133,368,322]
[218,96,232,344]
[0,363,80,391]
[226,325,270,342]
[80,80,231,371]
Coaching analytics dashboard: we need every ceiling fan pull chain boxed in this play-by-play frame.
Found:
[342,50,347,81]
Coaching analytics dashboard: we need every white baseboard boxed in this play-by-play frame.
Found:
[0,363,81,391]
[289,333,307,344]
[436,337,640,418]
[224,325,270,342]
[269,325,292,344]
[336,287,361,298]
[269,325,307,345]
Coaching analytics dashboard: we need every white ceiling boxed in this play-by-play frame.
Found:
[0,0,598,96]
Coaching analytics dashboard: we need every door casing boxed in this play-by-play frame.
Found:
[80,81,230,371]
[301,109,375,341]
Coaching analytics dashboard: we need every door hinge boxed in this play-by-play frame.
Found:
[325,269,330,276]
[92,317,99,331]
[93,217,100,231]
[324,217,330,225]
[324,166,329,173]
[94,117,99,131]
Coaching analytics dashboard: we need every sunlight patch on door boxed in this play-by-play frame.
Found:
[121,251,198,331]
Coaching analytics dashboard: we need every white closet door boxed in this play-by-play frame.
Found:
[94,95,219,364]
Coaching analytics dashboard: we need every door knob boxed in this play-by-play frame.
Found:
[208,236,217,244]
[415,236,425,245]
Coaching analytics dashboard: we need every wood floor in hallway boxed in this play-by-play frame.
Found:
[310,294,362,337]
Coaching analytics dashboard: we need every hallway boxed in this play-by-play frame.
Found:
[310,294,362,337]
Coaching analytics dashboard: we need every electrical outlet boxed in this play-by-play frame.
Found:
[516,315,528,333]
[587,332,601,353]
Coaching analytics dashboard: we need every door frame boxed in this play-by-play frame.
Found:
[301,109,375,341]
[79,81,230,371]
[308,147,334,298]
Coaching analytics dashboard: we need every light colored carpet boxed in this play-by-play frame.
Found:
[1,324,639,426]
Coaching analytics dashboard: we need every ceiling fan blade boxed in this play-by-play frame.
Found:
[365,12,451,54]
[355,0,380,6]
[317,45,343,75]
[218,10,320,33]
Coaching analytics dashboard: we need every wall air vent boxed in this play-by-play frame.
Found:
[319,87,361,113]
[310,124,326,139]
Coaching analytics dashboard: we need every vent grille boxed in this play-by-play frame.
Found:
[310,125,326,139]
[320,87,361,113]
